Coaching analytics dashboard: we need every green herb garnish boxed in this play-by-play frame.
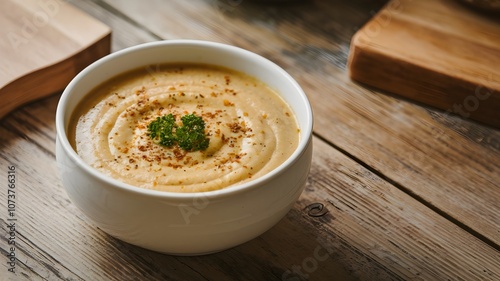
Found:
[148,114,176,147]
[147,113,210,152]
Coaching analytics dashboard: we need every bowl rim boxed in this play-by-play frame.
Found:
[55,39,313,200]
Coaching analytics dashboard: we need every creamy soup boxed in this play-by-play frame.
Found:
[70,63,299,192]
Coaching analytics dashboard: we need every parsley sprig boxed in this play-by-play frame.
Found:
[148,113,210,152]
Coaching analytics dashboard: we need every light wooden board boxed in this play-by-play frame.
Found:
[0,0,111,119]
[348,0,500,128]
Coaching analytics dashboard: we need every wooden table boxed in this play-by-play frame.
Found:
[1,0,499,280]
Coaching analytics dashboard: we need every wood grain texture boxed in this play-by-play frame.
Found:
[0,0,111,119]
[1,0,499,280]
[308,70,500,247]
[103,0,500,247]
[348,0,500,127]
[1,96,499,280]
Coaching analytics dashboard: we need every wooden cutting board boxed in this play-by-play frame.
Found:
[348,0,500,128]
[0,0,111,119]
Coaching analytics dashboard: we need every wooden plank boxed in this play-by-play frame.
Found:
[300,138,500,280]
[102,0,500,246]
[309,70,500,247]
[0,0,111,119]
[0,1,498,280]
[1,97,499,280]
[348,0,500,128]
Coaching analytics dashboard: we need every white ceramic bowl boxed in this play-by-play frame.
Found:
[55,40,313,255]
